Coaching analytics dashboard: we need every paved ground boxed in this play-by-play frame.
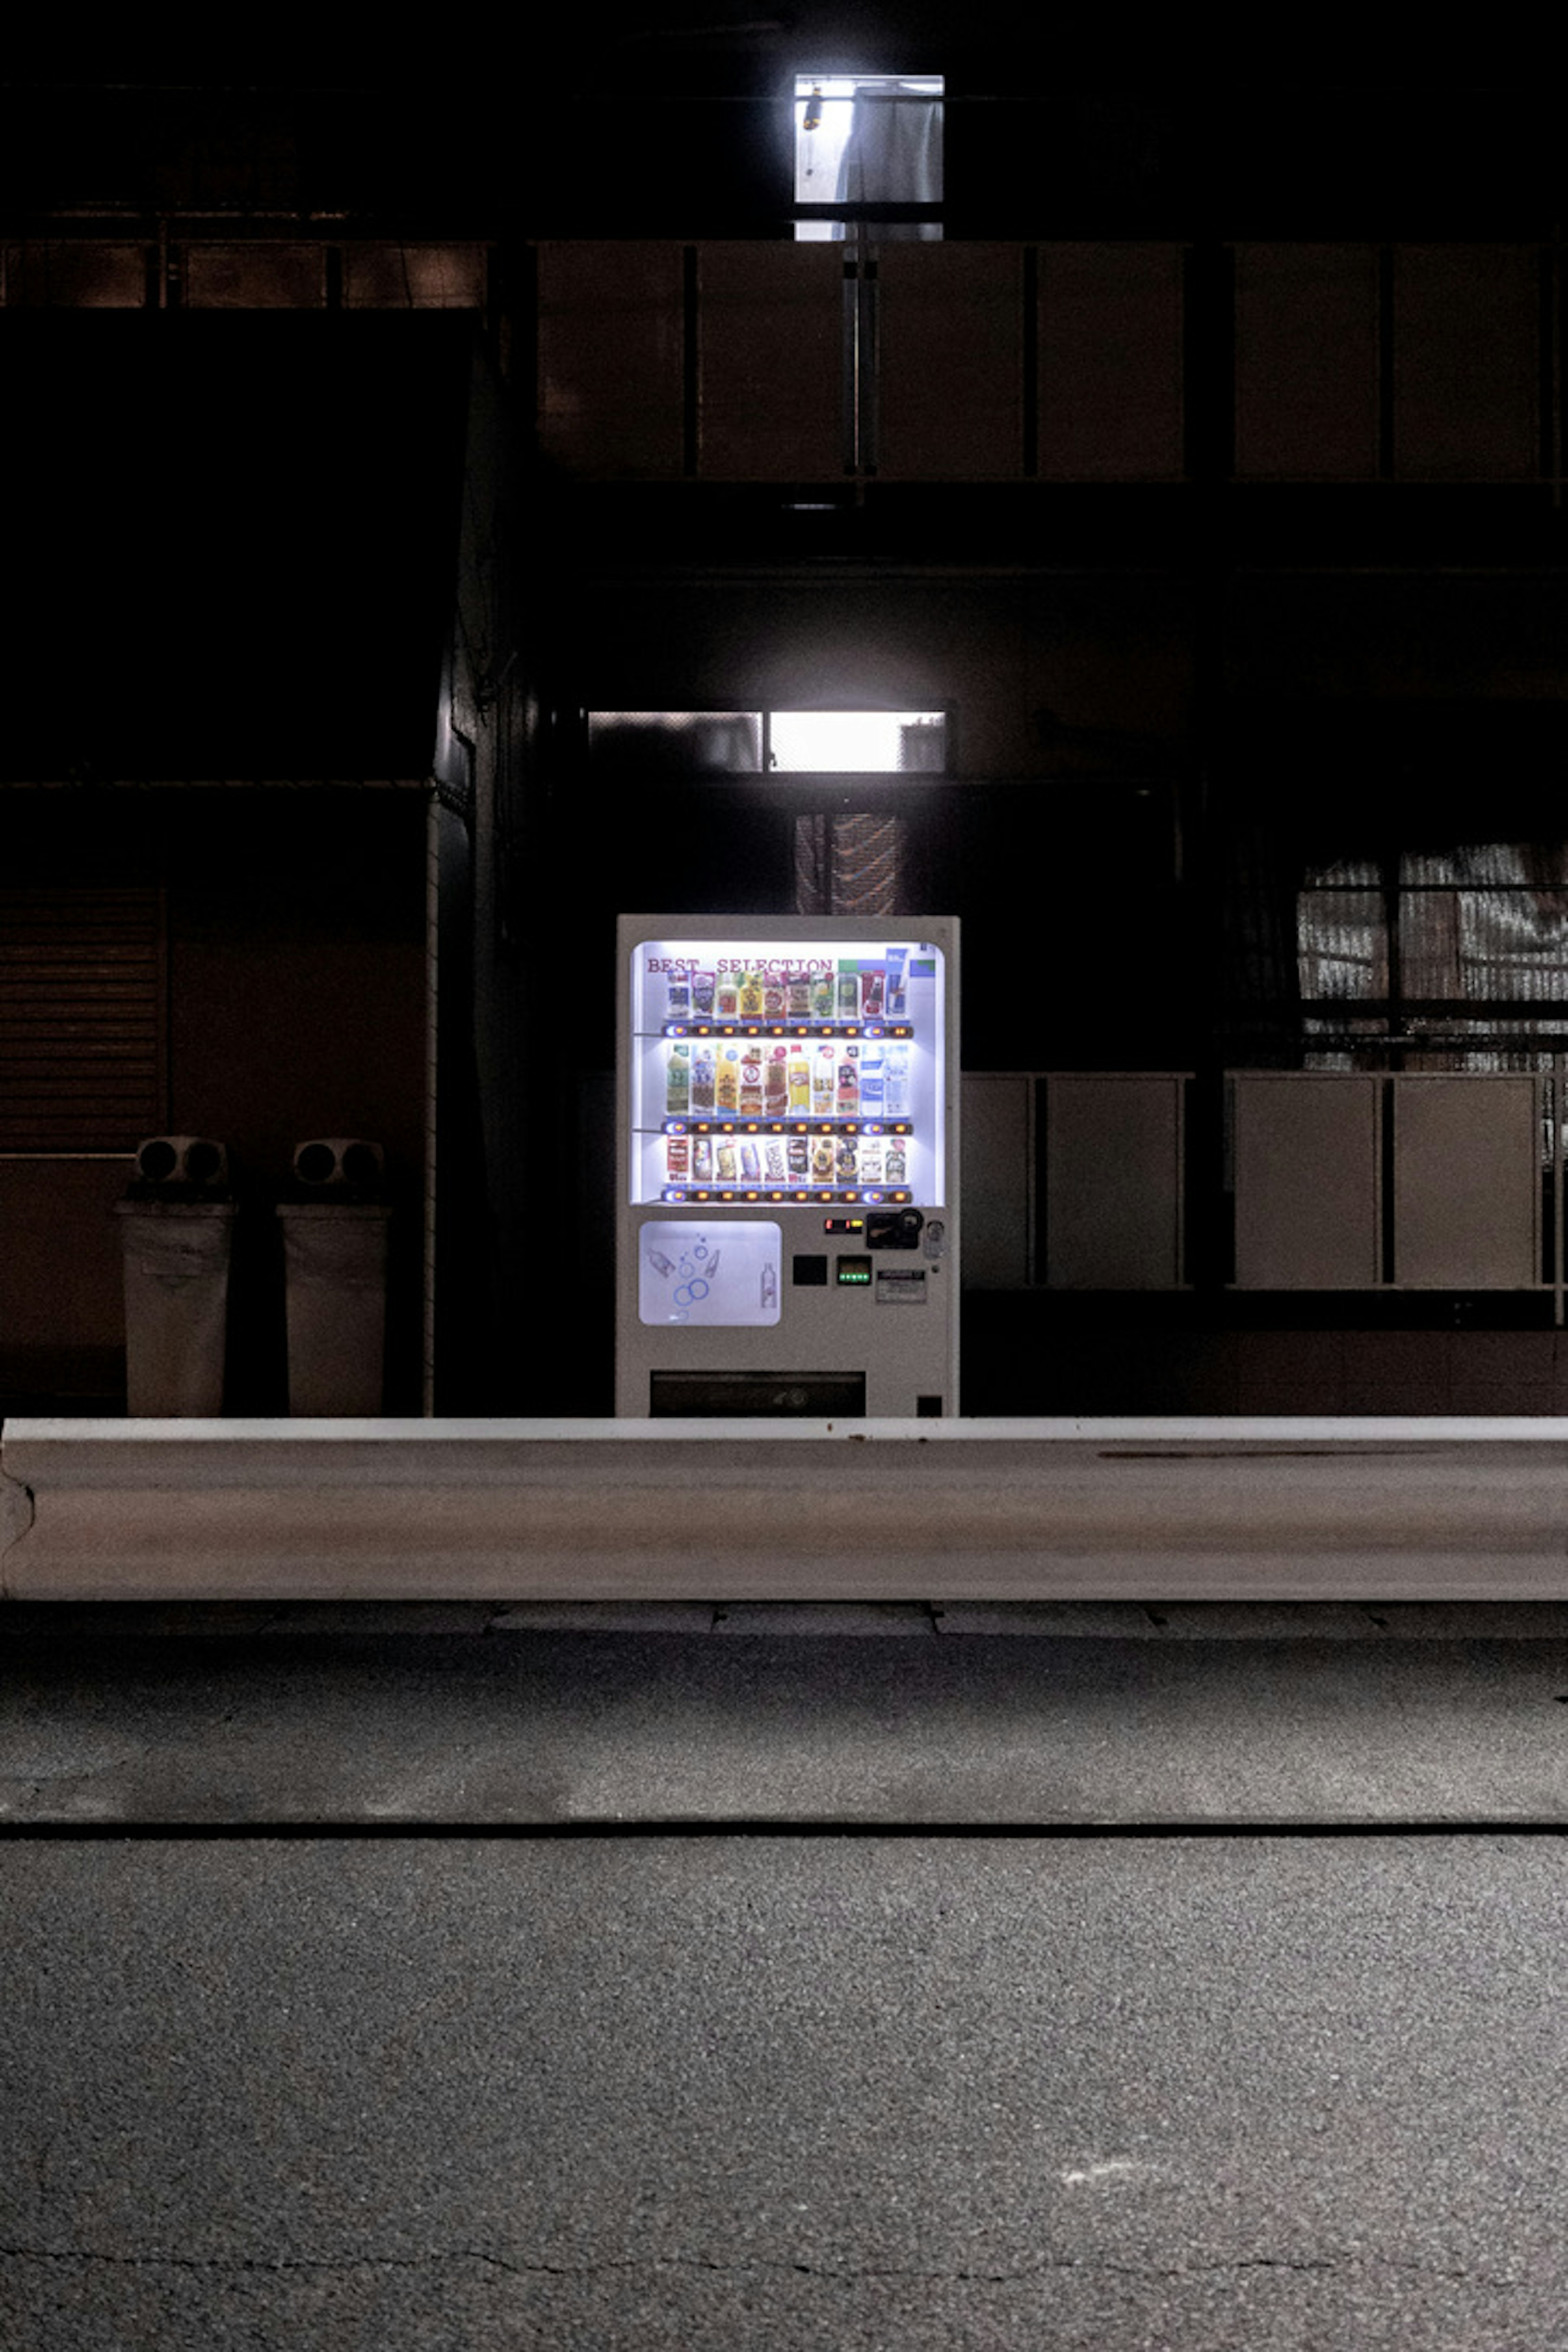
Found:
[7,1601,1568,1822]
[4,1833,1567,2350]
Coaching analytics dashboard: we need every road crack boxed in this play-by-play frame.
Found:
[0,2243,1516,2290]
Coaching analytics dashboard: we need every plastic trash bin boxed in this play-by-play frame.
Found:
[115,1137,235,1416]
[276,1140,391,1416]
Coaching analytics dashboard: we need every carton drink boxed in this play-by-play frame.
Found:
[717,1141,738,1183]
[740,1140,761,1182]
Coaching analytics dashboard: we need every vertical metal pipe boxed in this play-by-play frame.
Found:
[842,252,860,473]
[422,787,439,1414]
[1555,1052,1564,1329]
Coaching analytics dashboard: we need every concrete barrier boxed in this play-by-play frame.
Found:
[5,1416,1568,1601]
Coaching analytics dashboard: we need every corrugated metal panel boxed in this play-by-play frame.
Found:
[698,243,843,480]
[1037,243,1184,481]
[538,242,685,479]
[876,243,1023,479]
[0,888,163,1150]
[1234,243,1379,481]
[1394,244,1539,482]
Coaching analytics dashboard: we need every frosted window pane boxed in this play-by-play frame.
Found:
[770,710,945,771]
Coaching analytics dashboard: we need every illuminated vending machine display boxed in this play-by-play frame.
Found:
[616,915,959,1417]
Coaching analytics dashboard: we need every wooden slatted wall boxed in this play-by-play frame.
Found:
[0,888,164,1150]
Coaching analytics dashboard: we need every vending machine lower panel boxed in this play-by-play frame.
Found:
[649,1370,869,1417]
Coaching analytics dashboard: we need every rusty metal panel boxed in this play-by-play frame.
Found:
[1394,244,1539,481]
[1234,243,1379,480]
[2,243,146,307]
[183,244,326,308]
[537,242,684,479]
[876,243,1023,478]
[1037,243,1184,481]
[341,243,486,311]
[697,243,843,480]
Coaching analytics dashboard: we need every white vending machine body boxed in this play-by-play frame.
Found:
[616,915,960,1417]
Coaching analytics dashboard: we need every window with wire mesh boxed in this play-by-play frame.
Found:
[0,888,164,1150]
[1298,844,1568,1075]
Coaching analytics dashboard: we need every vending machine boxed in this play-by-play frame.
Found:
[617,915,959,1418]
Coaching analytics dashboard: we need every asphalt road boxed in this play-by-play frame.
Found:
[4,1834,1566,2349]
[7,1602,1568,1821]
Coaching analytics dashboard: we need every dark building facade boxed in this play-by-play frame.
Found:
[4,47,1568,1417]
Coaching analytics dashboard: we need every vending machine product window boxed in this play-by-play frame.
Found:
[627,932,946,1213]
